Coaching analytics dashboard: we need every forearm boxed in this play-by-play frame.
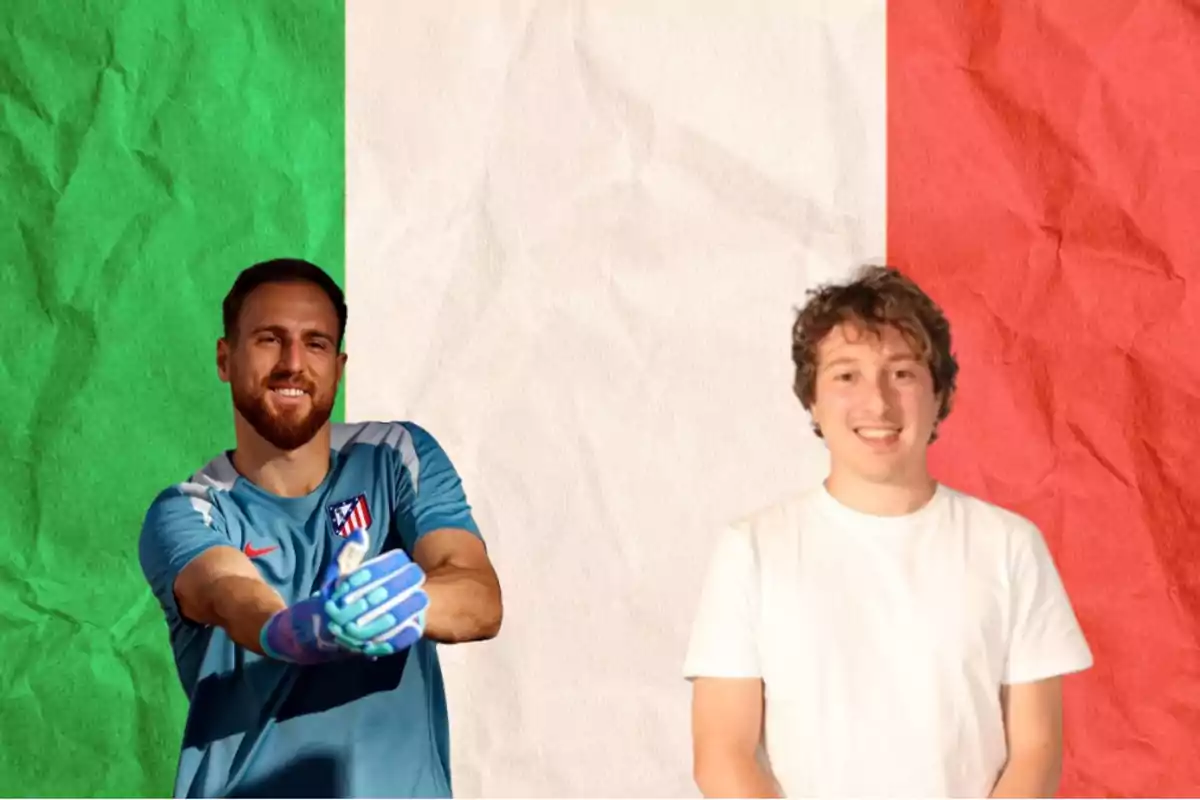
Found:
[422,564,502,644]
[695,754,781,799]
[989,748,1062,798]
[206,575,288,655]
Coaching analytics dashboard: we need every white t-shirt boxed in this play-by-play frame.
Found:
[683,482,1093,798]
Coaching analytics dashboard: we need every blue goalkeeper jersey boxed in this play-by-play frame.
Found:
[138,421,482,798]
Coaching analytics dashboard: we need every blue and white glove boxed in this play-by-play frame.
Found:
[260,529,429,663]
[326,546,429,657]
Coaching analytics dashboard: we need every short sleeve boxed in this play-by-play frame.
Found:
[138,484,230,623]
[682,526,762,680]
[1003,523,1094,684]
[396,422,481,545]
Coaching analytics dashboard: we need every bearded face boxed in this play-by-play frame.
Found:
[218,281,345,452]
[229,363,337,451]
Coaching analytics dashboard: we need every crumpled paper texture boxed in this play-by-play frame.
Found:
[350,1,1200,797]
[346,3,886,797]
[888,0,1200,796]
[0,1,343,795]
[8,0,1191,797]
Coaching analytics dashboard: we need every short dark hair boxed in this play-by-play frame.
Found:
[791,264,959,440]
[222,258,348,348]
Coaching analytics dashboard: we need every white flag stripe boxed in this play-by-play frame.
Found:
[347,3,887,795]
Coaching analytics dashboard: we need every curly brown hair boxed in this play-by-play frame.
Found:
[791,265,959,440]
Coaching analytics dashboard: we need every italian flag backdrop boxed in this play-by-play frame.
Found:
[2,1,1197,797]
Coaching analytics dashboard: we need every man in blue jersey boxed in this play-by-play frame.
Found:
[139,258,503,798]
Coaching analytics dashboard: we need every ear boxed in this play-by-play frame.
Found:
[216,338,231,383]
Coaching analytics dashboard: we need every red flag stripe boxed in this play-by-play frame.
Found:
[888,2,1200,795]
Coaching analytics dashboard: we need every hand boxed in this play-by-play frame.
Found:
[259,528,372,664]
[259,529,429,663]
[325,546,429,657]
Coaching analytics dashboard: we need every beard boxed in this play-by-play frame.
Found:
[232,372,335,451]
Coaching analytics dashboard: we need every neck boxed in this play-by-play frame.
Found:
[230,417,332,498]
[824,464,937,517]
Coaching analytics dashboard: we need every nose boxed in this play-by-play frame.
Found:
[277,337,304,373]
[862,373,898,415]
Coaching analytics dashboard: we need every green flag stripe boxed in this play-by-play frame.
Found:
[0,1,344,794]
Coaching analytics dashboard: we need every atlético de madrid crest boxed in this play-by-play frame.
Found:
[327,494,372,538]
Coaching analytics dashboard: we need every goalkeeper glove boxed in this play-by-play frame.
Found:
[259,529,428,663]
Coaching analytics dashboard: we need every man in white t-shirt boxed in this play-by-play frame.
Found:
[684,265,1093,798]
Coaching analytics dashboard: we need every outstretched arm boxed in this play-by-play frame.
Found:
[413,527,502,644]
[174,545,287,655]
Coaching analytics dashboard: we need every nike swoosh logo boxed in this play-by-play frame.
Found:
[243,543,278,558]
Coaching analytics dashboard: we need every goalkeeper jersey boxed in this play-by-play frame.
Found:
[138,421,481,798]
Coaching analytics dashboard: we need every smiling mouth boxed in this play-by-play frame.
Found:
[855,427,901,441]
[270,386,309,399]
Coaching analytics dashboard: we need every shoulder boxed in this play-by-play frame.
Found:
[937,484,1048,561]
[940,485,1039,533]
[139,457,238,580]
[940,483,1031,524]
[734,485,825,531]
[144,455,239,531]
[333,420,413,449]
[331,420,446,456]
[332,420,466,493]
[722,486,824,551]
